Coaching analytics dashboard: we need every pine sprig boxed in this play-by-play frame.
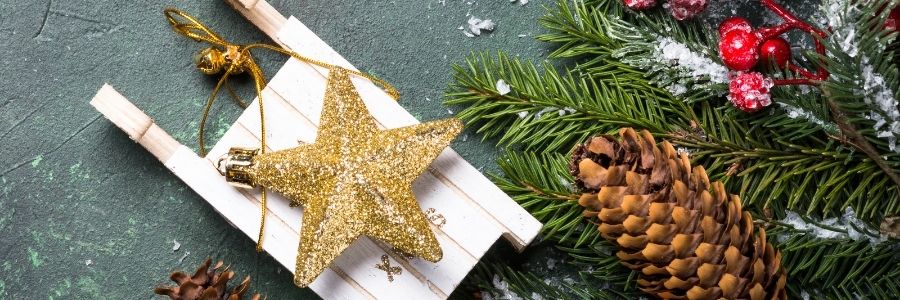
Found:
[446,52,686,153]
[538,0,727,103]
[466,260,638,300]
[766,223,900,299]
[492,150,598,246]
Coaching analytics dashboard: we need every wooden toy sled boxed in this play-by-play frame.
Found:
[89,0,541,299]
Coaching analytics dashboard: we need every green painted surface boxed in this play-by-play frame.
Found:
[0,0,548,298]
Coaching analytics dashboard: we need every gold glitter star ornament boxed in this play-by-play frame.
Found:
[221,68,462,287]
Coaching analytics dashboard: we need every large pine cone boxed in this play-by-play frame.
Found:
[570,128,786,299]
[154,258,261,300]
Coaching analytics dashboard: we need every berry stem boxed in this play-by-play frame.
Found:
[758,0,829,83]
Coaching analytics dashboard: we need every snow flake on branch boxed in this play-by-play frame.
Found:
[515,107,577,119]
[481,275,524,300]
[860,57,900,152]
[654,37,729,85]
[779,207,887,244]
[777,102,836,132]
[822,0,860,57]
[641,37,729,97]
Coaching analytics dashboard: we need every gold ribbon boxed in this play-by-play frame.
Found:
[163,8,400,252]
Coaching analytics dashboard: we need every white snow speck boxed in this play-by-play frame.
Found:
[557,107,576,116]
[496,79,512,95]
[516,111,529,118]
[85,259,93,266]
[179,251,191,263]
[486,275,524,300]
[464,16,496,37]
[172,239,181,252]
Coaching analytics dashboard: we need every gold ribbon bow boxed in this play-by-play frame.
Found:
[163,8,399,252]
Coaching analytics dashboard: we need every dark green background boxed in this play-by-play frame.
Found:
[0,0,816,298]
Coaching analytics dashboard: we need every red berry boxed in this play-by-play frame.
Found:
[886,7,900,31]
[718,16,752,37]
[719,29,761,71]
[623,0,656,10]
[759,37,791,69]
[667,0,708,20]
[728,72,773,113]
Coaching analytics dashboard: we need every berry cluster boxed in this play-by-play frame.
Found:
[717,0,828,113]
[623,0,708,21]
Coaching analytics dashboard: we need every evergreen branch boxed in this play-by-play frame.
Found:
[466,260,638,300]
[446,52,688,152]
[466,262,572,300]
[492,150,595,246]
[538,0,726,103]
[766,222,900,299]
[667,108,897,223]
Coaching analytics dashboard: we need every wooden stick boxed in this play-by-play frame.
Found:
[89,84,181,162]
[223,0,287,42]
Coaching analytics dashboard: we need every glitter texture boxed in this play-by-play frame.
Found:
[246,68,462,287]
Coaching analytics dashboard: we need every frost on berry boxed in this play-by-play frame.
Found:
[718,16,752,37]
[666,0,708,20]
[624,0,656,10]
[719,29,761,71]
[728,72,774,113]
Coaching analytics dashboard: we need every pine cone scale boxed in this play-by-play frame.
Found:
[571,128,786,299]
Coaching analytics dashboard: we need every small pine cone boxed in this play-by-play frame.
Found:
[571,128,786,300]
[154,258,262,300]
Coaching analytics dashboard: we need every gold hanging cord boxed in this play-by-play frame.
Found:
[163,8,400,252]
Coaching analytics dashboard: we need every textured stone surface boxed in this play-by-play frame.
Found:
[0,0,546,298]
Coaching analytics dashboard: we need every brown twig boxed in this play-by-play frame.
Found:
[827,99,900,192]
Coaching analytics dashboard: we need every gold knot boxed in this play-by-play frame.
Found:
[193,45,251,75]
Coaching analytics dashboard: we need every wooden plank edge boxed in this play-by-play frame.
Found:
[89,84,181,162]
[223,0,287,44]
